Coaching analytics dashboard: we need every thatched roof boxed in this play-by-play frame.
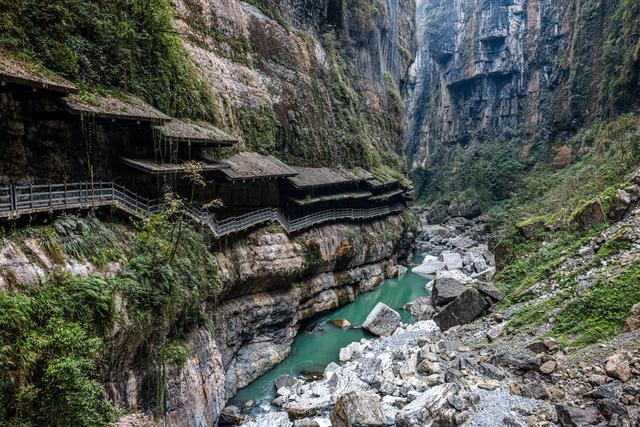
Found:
[221,152,297,180]
[0,53,78,94]
[369,188,405,202]
[287,167,364,189]
[286,191,373,206]
[120,157,227,175]
[154,119,237,145]
[62,93,171,122]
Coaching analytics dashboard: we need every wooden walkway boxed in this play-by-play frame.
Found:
[0,182,405,237]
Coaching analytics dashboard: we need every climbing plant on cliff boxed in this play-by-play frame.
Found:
[0,0,219,120]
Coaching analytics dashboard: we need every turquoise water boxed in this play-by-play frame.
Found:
[231,256,430,406]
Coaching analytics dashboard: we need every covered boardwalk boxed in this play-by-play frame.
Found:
[200,152,298,216]
[283,167,371,216]
[283,166,412,217]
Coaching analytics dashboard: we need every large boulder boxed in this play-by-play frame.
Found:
[555,404,598,427]
[448,201,482,220]
[275,375,299,391]
[431,270,472,307]
[440,251,463,270]
[607,189,632,221]
[605,354,631,382]
[330,392,386,427]
[362,303,401,336]
[395,384,457,427]
[433,289,490,331]
[516,217,546,239]
[425,205,450,224]
[477,282,505,302]
[412,255,445,277]
[574,200,606,231]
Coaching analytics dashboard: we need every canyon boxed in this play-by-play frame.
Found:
[1,0,640,426]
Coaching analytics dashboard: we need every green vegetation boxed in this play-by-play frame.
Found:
[0,0,219,120]
[0,273,115,425]
[401,210,420,234]
[0,211,221,425]
[553,261,640,346]
[495,228,598,300]
[419,114,640,235]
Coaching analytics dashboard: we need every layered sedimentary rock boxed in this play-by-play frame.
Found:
[405,0,640,196]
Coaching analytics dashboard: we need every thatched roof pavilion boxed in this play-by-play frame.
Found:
[120,157,228,175]
[0,53,78,95]
[221,152,297,181]
[154,119,237,146]
[62,93,171,123]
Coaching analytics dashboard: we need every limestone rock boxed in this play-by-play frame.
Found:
[403,297,435,321]
[555,404,598,427]
[605,354,631,382]
[477,282,505,302]
[624,316,640,332]
[242,412,292,427]
[431,270,472,307]
[330,392,386,427]
[412,255,445,277]
[362,303,401,337]
[447,201,482,220]
[395,384,457,427]
[440,251,463,270]
[516,218,546,239]
[275,376,299,391]
[540,360,557,375]
[433,289,490,331]
[607,189,632,221]
[329,319,352,329]
[574,200,605,231]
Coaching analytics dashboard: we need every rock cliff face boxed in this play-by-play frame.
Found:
[112,215,412,425]
[177,0,416,168]
[0,214,412,425]
[405,0,640,198]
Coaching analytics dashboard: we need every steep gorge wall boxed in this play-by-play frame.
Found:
[173,0,417,169]
[405,0,640,201]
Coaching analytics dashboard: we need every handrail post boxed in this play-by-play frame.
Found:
[64,183,67,207]
[29,184,33,209]
[10,184,16,212]
[49,184,52,208]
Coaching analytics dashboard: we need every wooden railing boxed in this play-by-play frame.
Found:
[0,182,405,237]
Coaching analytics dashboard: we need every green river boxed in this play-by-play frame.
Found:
[232,254,430,407]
